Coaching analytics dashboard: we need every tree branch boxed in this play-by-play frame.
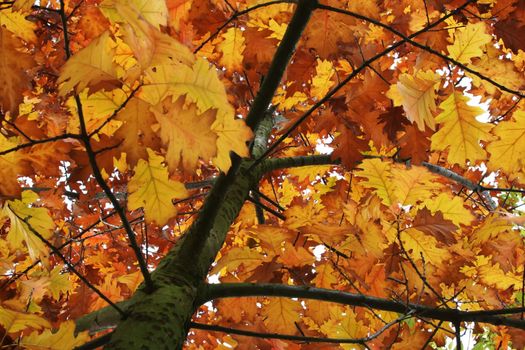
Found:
[189,315,408,344]
[201,283,525,329]
[244,0,317,132]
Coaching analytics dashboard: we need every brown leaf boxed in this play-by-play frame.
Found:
[412,208,458,245]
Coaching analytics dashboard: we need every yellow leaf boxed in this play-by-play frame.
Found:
[390,164,442,206]
[472,214,513,244]
[250,226,289,255]
[211,111,253,171]
[143,58,234,118]
[487,110,525,174]
[58,31,120,96]
[67,89,126,137]
[279,242,315,267]
[217,27,245,72]
[447,22,491,64]
[277,178,298,208]
[287,164,331,183]
[152,97,218,172]
[21,321,90,350]
[262,298,301,333]
[387,70,440,131]
[0,8,36,42]
[424,193,474,226]
[356,158,396,206]
[470,46,524,95]
[319,306,365,350]
[401,228,450,266]
[20,266,73,302]
[461,255,523,291]
[4,191,55,262]
[101,0,168,28]
[267,19,287,41]
[90,274,122,311]
[0,305,50,333]
[312,263,338,289]
[128,148,188,225]
[311,59,335,100]
[211,247,268,275]
[102,2,192,70]
[117,270,144,292]
[285,201,326,230]
[431,92,492,165]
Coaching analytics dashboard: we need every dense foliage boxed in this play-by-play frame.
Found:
[1,0,525,348]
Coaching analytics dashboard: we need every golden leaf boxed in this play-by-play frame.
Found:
[431,92,492,165]
[424,193,474,226]
[211,247,268,275]
[21,321,90,350]
[387,70,440,131]
[128,148,188,225]
[487,109,525,174]
[262,298,301,334]
[0,305,50,334]
[447,22,492,64]
[356,158,396,206]
[211,111,253,171]
[311,59,335,100]
[217,27,245,72]
[4,191,55,262]
[58,31,120,96]
[152,97,218,172]
[0,8,36,42]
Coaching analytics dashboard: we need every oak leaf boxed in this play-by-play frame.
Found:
[58,31,120,96]
[310,59,335,100]
[20,266,73,302]
[3,191,55,262]
[411,208,457,245]
[100,0,168,29]
[152,97,218,172]
[319,307,366,349]
[211,110,253,171]
[217,27,245,72]
[401,228,450,266]
[356,158,396,206]
[487,109,525,174]
[447,22,492,64]
[262,298,302,334]
[114,97,161,166]
[20,321,90,350]
[211,247,268,275]
[128,148,188,225]
[387,70,440,131]
[430,92,492,165]
[424,193,474,226]
[0,305,50,334]
[0,8,36,43]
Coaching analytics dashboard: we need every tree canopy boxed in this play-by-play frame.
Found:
[1,0,525,349]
